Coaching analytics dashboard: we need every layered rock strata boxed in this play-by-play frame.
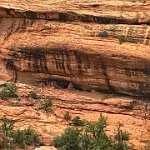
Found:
[0,83,149,150]
[0,0,150,97]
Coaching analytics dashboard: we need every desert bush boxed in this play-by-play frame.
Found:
[64,112,71,121]
[72,116,85,126]
[98,31,109,37]
[0,116,40,149]
[79,132,91,150]
[39,98,53,113]
[85,115,114,150]
[12,128,40,148]
[0,83,18,100]
[0,135,15,150]
[28,91,38,99]
[0,116,15,149]
[126,37,141,44]
[118,35,126,44]
[114,122,130,150]
[53,128,80,150]
[0,116,14,136]
[53,115,131,150]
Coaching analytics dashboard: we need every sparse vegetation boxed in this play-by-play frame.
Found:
[98,31,109,37]
[145,142,150,150]
[72,116,85,126]
[126,37,141,44]
[0,116,40,149]
[53,128,80,150]
[98,31,141,44]
[12,128,40,148]
[39,98,53,113]
[28,91,38,99]
[64,112,71,121]
[114,122,130,150]
[118,35,126,44]
[0,83,18,100]
[8,102,18,107]
[53,115,131,150]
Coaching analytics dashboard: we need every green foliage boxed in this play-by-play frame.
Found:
[99,31,109,37]
[12,128,40,148]
[79,132,91,150]
[53,128,80,150]
[111,34,141,44]
[126,37,141,44]
[0,136,15,150]
[64,112,71,121]
[85,115,114,150]
[0,116,40,149]
[0,83,18,100]
[87,115,107,139]
[28,91,38,99]
[0,116,14,137]
[0,116,15,150]
[39,98,53,113]
[72,116,85,126]
[53,115,131,150]
[118,35,126,44]
[114,123,130,150]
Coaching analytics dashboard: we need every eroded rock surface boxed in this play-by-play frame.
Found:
[0,1,150,149]
[0,83,149,150]
[0,0,150,96]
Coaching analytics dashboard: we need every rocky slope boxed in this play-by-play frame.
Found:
[0,0,150,96]
[0,0,150,150]
[0,83,149,150]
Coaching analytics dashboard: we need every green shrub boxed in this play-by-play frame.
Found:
[79,132,91,150]
[72,116,85,126]
[0,116,40,149]
[126,37,141,44]
[28,91,38,99]
[118,35,126,44]
[39,98,53,113]
[0,83,18,100]
[0,116,14,137]
[64,112,71,121]
[0,135,15,150]
[114,123,130,150]
[87,115,107,139]
[0,116,15,149]
[99,31,109,37]
[53,128,80,150]
[53,115,131,150]
[85,115,114,149]
[12,128,40,148]
[114,123,129,141]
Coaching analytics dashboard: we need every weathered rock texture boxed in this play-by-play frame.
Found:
[0,0,150,97]
[0,83,149,150]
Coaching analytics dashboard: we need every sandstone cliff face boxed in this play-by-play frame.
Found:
[0,1,150,149]
[0,0,150,97]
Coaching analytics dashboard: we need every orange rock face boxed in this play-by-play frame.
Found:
[0,2,150,149]
[0,0,150,97]
[0,83,149,150]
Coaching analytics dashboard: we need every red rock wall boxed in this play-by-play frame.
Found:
[0,0,150,97]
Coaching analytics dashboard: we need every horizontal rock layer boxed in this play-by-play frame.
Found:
[0,83,149,150]
[0,0,150,97]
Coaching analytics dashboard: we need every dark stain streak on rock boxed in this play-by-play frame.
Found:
[1,7,149,25]
[20,48,49,73]
[25,11,37,19]
[5,47,150,97]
